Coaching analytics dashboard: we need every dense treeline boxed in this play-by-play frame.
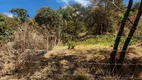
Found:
[0,0,141,43]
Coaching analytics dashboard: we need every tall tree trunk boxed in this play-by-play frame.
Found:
[109,0,133,72]
[117,0,142,65]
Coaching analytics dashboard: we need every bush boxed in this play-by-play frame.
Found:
[61,21,86,41]
[0,14,14,42]
[66,41,75,49]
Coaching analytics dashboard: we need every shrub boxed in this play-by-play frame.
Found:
[66,41,75,49]
[0,14,14,42]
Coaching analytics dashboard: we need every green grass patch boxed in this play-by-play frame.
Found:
[74,35,140,46]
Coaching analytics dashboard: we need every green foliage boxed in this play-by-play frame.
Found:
[62,21,86,40]
[13,16,21,22]
[35,7,61,27]
[3,15,18,29]
[132,2,140,11]
[119,13,124,21]
[0,0,140,47]
[0,35,5,40]
[60,4,87,41]
[76,35,115,45]
[87,1,118,35]
[59,6,74,20]
[66,41,75,49]
[0,25,11,41]
[134,20,142,40]
[75,35,138,46]
[10,8,29,23]
[0,14,15,41]
[119,11,133,21]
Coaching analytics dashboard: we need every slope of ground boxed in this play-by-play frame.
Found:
[0,44,142,80]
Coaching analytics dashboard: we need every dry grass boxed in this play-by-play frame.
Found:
[0,23,48,78]
[13,23,47,51]
[43,44,142,80]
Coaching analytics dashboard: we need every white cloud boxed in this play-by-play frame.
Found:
[57,0,70,5]
[73,0,91,6]
[57,0,91,7]
[4,12,13,18]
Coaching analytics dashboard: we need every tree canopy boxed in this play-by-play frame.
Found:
[10,8,29,22]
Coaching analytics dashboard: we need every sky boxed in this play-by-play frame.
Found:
[0,0,141,17]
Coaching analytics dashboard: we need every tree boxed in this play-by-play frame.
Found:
[35,7,61,28]
[88,0,124,35]
[117,0,142,67]
[35,7,62,37]
[35,7,62,49]
[109,0,133,72]
[59,5,87,41]
[132,2,141,11]
[88,6,112,34]
[90,0,124,10]
[10,8,29,23]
